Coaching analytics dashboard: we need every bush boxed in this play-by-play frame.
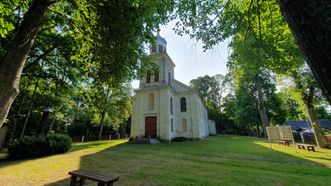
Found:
[172,137,187,142]
[8,133,72,159]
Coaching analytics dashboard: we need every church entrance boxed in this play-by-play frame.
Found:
[145,116,157,138]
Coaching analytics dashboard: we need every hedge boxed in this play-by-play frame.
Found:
[8,133,72,159]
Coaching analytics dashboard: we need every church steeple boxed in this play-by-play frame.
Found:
[150,30,167,54]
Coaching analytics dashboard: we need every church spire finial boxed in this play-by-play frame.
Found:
[157,28,161,36]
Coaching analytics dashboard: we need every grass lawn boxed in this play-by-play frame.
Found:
[0,136,331,186]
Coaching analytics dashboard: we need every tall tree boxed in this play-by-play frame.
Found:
[85,81,131,140]
[190,75,220,104]
[0,0,52,128]
[0,0,175,128]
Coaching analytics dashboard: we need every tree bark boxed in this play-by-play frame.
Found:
[9,95,26,142]
[98,112,106,140]
[278,0,331,106]
[256,77,269,137]
[0,0,51,128]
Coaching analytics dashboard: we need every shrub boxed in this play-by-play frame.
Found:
[8,133,72,159]
[172,137,187,142]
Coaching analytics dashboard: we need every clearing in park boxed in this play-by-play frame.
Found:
[0,135,331,186]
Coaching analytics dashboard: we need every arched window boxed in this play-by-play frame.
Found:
[170,97,173,115]
[182,119,187,133]
[158,44,163,52]
[171,118,173,132]
[154,70,159,82]
[148,93,154,110]
[180,97,187,112]
[146,70,151,83]
[151,45,156,53]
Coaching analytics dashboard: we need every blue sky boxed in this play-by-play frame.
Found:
[132,20,229,88]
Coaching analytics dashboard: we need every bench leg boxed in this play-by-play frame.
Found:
[70,176,78,186]
[79,178,85,186]
[107,183,114,186]
[298,146,305,150]
[98,182,105,186]
[308,147,315,152]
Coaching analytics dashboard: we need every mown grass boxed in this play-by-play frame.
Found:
[0,136,330,186]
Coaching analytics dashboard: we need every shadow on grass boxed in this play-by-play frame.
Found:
[69,140,117,152]
[44,136,331,186]
[0,140,125,170]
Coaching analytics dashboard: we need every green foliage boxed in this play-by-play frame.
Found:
[70,0,175,83]
[8,133,72,159]
[277,88,305,120]
[190,75,220,104]
[1,0,175,140]
[175,0,304,72]
[190,74,232,133]
[84,81,132,129]
[0,0,20,38]
[67,121,88,137]
[315,106,331,120]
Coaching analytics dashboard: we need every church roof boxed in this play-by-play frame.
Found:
[148,52,176,67]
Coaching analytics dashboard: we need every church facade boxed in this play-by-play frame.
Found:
[130,33,209,141]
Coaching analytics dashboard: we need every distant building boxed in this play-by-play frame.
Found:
[208,120,217,135]
[130,33,209,141]
[285,119,331,131]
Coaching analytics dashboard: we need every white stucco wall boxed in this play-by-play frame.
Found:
[131,52,209,141]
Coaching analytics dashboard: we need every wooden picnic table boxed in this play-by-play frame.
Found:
[68,170,119,186]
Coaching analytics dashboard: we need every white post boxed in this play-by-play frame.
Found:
[300,132,305,143]
[81,135,84,142]
[125,134,128,139]
[118,134,120,139]
[109,134,111,140]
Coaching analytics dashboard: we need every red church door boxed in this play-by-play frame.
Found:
[145,116,157,138]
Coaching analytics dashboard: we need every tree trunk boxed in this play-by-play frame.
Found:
[20,81,38,139]
[278,0,331,106]
[291,71,328,148]
[302,98,328,148]
[47,116,56,135]
[9,95,26,142]
[98,112,106,140]
[256,77,269,137]
[0,0,51,128]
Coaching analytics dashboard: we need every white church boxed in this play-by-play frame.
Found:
[130,33,210,141]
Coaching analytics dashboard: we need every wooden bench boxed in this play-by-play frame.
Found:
[278,140,290,146]
[68,170,119,186]
[297,144,316,152]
